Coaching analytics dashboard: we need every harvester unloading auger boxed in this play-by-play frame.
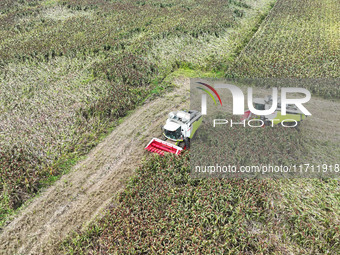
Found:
[145,110,202,156]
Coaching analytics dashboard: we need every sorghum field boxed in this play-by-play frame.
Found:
[60,0,339,253]
[0,0,275,221]
[228,0,340,98]
[61,153,339,254]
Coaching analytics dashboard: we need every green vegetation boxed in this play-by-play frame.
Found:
[228,0,340,98]
[61,153,339,254]
[0,0,275,223]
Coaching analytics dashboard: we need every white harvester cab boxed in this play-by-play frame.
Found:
[145,110,202,155]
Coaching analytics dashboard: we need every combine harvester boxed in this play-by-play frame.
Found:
[145,110,202,156]
[145,95,306,156]
[242,96,307,127]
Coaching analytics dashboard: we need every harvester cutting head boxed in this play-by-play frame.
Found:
[145,110,202,156]
[145,138,183,156]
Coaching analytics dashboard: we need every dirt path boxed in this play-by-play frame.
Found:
[0,78,339,254]
[0,78,190,255]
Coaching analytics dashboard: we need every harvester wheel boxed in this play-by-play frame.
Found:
[295,121,301,131]
[176,141,184,149]
[184,138,190,149]
[264,120,272,127]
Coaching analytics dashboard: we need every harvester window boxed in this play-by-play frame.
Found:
[164,127,182,140]
[254,103,265,110]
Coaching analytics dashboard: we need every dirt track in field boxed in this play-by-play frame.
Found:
[0,78,190,255]
[0,78,339,255]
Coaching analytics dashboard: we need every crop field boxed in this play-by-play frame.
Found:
[1,0,339,253]
[0,0,275,220]
[62,153,339,254]
[60,0,339,254]
[227,0,340,98]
